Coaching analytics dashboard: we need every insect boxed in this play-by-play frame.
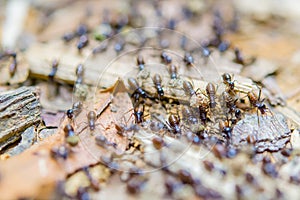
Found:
[152,74,164,98]
[133,104,144,124]
[183,81,196,97]
[62,32,75,42]
[76,187,90,200]
[222,91,236,111]
[183,52,194,66]
[234,47,256,66]
[202,47,211,58]
[181,106,198,124]
[219,120,232,140]
[76,24,88,36]
[152,137,164,150]
[64,124,75,137]
[128,77,149,102]
[9,56,17,76]
[161,51,172,64]
[92,40,109,54]
[218,41,230,52]
[247,89,268,115]
[178,169,194,185]
[77,35,89,50]
[64,124,79,146]
[167,18,176,30]
[114,40,125,53]
[169,64,177,79]
[48,59,59,81]
[115,123,139,137]
[50,145,69,160]
[75,64,84,84]
[66,101,83,120]
[206,82,217,108]
[199,103,209,124]
[137,55,145,70]
[168,114,181,134]
[180,35,187,50]
[222,73,235,92]
[87,111,97,131]
[127,177,147,194]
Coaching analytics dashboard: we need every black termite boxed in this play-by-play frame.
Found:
[202,47,211,57]
[77,35,89,50]
[67,101,83,120]
[133,104,144,124]
[87,111,96,131]
[262,160,278,178]
[114,40,125,53]
[219,120,232,140]
[180,35,187,50]
[66,109,74,119]
[75,64,84,84]
[198,103,209,124]
[234,108,242,119]
[183,52,194,66]
[73,101,83,114]
[222,91,235,109]
[234,47,244,65]
[218,41,230,52]
[222,73,235,91]
[212,144,227,159]
[167,18,176,30]
[165,176,181,195]
[9,56,17,76]
[128,77,148,101]
[127,177,146,194]
[92,40,108,54]
[50,145,69,160]
[247,89,268,115]
[76,187,90,200]
[76,24,88,36]
[48,59,59,81]
[222,91,240,119]
[159,38,170,49]
[234,48,256,66]
[64,124,75,137]
[64,124,79,146]
[137,55,145,70]
[178,169,194,185]
[203,160,214,172]
[115,123,139,137]
[169,64,177,79]
[206,82,217,108]
[182,106,198,124]
[161,51,172,64]
[95,135,108,147]
[153,74,164,98]
[168,114,181,134]
[212,10,224,39]
[62,32,75,42]
[183,81,196,96]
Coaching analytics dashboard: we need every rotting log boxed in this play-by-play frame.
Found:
[0,86,41,151]
[0,81,132,199]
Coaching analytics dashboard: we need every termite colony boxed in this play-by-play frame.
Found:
[47,2,292,199]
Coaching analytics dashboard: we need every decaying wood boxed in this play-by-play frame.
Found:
[0,81,133,199]
[0,53,29,85]
[0,86,41,151]
[232,114,290,152]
